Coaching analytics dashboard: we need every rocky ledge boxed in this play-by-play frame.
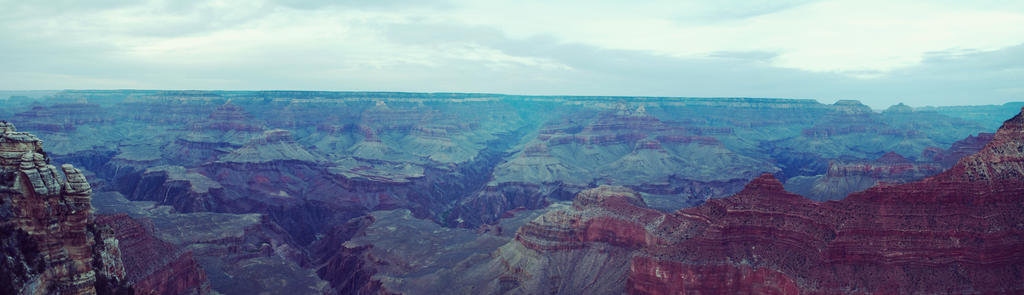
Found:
[2,122,202,295]
[1,121,130,295]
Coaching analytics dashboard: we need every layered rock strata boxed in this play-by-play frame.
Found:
[486,108,1024,294]
[456,108,776,226]
[784,152,943,201]
[0,122,130,295]
[786,131,994,201]
[94,214,211,295]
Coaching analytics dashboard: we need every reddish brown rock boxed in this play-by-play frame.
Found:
[785,152,946,201]
[629,257,800,295]
[647,108,1024,293]
[495,109,1024,294]
[922,132,995,167]
[316,244,396,295]
[131,252,207,295]
[786,131,996,201]
[95,214,210,295]
[1,122,129,295]
[310,216,396,295]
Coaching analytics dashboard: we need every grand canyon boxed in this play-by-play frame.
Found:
[1,90,1022,294]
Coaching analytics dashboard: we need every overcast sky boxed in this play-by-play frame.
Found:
[1,0,1022,108]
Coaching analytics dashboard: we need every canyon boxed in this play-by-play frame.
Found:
[475,106,1024,294]
[1,90,1021,294]
[1,121,198,295]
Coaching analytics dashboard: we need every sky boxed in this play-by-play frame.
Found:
[1,0,1023,108]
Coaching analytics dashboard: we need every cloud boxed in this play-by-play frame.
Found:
[0,0,1021,108]
[708,51,779,62]
[378,19,1023,107]
[680,0,821,21]
[273,0,451,10]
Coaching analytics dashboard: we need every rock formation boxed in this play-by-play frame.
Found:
[786,131,994,201]
[94,214,210,295]
[5,91,1019,294]
[217,129,323,164]
[0,122,130,295]
[484,108,1024,294]
[784,152,944,201]
[90,190,326,295]
[192,102,263,133]
[455,108,777,227]
[163,102,266,166]
[923,132,995,167]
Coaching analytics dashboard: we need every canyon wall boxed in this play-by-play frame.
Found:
[482,108,1024,294]
[1,122,130,295]
[4,91,1018,294]
[2,122,208,295]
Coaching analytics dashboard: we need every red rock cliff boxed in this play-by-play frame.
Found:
[502,108,1024,294]
[640,108,1024,294]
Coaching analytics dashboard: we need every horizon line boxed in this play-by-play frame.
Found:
[1,89,1021,109]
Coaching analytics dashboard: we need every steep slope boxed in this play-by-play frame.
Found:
[922,132,994,167]
[457,107,777,226]
[94,214,211,295]
[5,92,1018,294]
[1,122,212,295]
[784,152,942,201]
[0,122,132,295]
[786,132,994,201]
[483,108,1024,294]
[163,102,265,166]
[91,191,327,295]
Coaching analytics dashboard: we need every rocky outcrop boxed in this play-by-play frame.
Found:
[922,132,995,167]
[191,103,262,133]
[787,131,995,201]
[125,166,221,213]
[90,189,328,295]
[0,122,130,295]
[784,152,944,201]
[486,108,1024,294]
[770,100,986,170]
[94,214,210,295]
[464,108,776,227]
[161,102,266,166]
[316,244,394,295]
[311,207,550,295]
[143,119,531,246]
[883,102,914,113]
[477,187,664,294]
[941,108,1024,183]
[217,130,323,164]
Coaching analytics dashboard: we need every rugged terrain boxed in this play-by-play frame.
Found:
[466,107,1024,294]
[783,130,993,201]
[1,122,200,295]
[2,90,1021,294]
